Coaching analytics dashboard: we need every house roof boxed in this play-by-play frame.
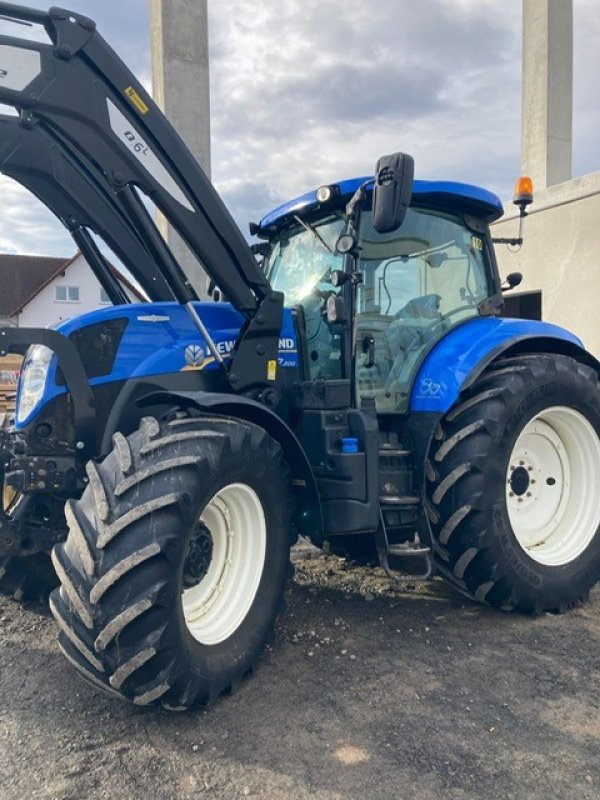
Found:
[1,251,146,318]
[0,254,71,318]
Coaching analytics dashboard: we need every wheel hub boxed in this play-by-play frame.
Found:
[505,406,600,566]
[183,524,213,588]
[509,465,531,496]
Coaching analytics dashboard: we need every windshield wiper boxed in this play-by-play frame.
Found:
[293,214,334,255]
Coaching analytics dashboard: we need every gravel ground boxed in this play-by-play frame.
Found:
[1,549,600,800]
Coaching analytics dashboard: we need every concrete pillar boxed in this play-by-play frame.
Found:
[521,0,573,189]
[150,0,211,295]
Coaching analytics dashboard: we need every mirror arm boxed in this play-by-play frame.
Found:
[345,179,374,220]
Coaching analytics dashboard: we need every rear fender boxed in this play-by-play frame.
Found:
[135,390,324,544]
[405,317,600,540]
[410,317,596,414]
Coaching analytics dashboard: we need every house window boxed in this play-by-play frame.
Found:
[99,288,111,304]
[55,286,80,303]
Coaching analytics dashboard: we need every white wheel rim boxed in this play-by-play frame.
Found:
[181,483,266,645]
[506,405,600,566]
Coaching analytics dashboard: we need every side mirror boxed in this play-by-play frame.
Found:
[372,152,415,234]
[502,272,523,292]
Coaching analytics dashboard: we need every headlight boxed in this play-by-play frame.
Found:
[16,345,54,425]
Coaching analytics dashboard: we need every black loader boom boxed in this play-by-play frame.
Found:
[0,2,283,392]
[0,113,172,302]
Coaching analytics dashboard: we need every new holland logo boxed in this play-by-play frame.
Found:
[185,344,205,367]
[419,377,442,398]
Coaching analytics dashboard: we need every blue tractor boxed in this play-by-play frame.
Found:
[1,4,600,709]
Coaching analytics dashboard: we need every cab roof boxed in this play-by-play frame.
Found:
[258,177,504,234]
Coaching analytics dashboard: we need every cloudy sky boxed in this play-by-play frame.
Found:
[0,0,598,258]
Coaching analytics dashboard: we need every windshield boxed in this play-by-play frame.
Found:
[265,213,347,381]
[265,213,346,304]
[264,204,493,405]
[356,206,492,412]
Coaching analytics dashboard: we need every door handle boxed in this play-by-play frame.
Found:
[362,335,375,368]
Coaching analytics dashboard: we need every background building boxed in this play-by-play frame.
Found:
[0,252,143,329]
[493,0,600,356]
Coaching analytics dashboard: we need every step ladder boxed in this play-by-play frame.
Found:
[377,441,432,580]
[376,505,433,581]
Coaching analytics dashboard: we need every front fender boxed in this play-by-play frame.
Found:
[136,390,324,544]
[410,317,594,414]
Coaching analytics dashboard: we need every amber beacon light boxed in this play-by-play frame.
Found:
[513,176,534,210]
[493,176,534,248]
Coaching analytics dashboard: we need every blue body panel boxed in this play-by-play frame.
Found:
[259,177,504,232]
[16,302,299,428]
[410,317,584,413]
[16,303,588,429]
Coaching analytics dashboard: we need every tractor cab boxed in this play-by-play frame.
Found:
[258,177,504,413]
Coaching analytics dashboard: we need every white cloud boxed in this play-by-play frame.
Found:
[0,0,598,259]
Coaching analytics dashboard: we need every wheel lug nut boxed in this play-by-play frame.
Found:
[509,491,515,497]
[519,460,525,466]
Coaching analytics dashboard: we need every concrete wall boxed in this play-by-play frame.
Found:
[492,170,600,357]
[150,0,211,298]
[522,0,573,188]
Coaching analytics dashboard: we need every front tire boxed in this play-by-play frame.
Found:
[426,354,600,613]
[50,415,295,708]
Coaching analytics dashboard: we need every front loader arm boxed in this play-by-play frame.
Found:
[0,113,175,301]
[0,3,270,314]
[0,3,284,395]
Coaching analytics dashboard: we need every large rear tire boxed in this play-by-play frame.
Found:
[50,415,295,708]
[426,354,600,613]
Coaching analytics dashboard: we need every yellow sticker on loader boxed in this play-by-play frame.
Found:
[267,360,277,381]
[125,86,149,115]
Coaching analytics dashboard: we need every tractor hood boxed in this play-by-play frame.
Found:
[14,302,300,428]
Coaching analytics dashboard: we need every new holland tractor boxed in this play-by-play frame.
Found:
[1,3,600,710]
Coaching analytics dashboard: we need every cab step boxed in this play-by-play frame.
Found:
[387,542,431,559]
[378,447,411,458]
[376,511,433,581]
[379,495,420,507]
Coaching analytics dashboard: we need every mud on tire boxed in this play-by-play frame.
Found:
[50,415,296,709]
[426,354,600,614]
